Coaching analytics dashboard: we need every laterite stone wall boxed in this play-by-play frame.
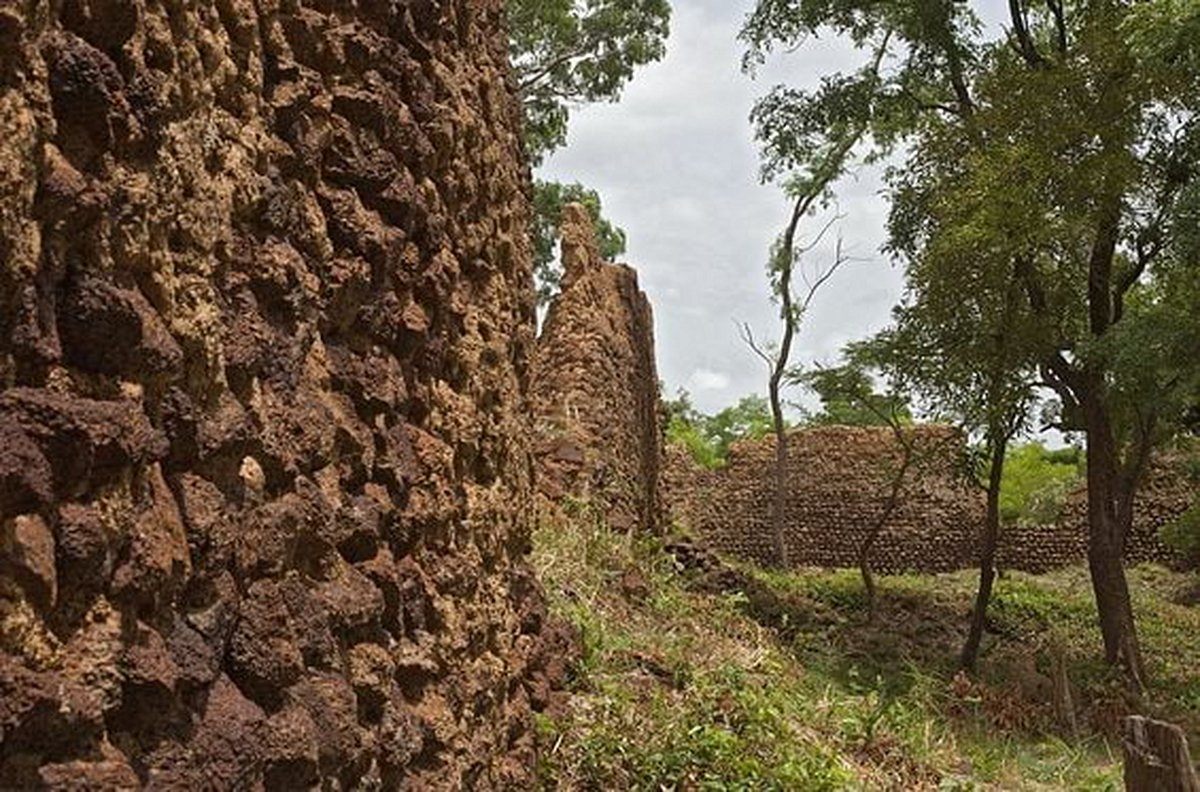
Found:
[0,1,552,787]
[531,204,664,534]
[668,426,984,573]
[999,455,1193,573]
[668,430,1191,574]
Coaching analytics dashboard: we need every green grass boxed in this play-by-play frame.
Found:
[532,503,1199,790]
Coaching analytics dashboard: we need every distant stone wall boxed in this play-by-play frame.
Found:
[999,455,1194,573]
[531,205,664,533]
[668,430,1193,574]
[668,426,985,573]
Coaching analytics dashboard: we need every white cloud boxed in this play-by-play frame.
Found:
[686,368,732,393]
[538,0,902,417]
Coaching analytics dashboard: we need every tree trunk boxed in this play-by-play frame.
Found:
[1123,716,1200,792]
[1082,384,1146,692]
[960,437,1008,671]
[858,534,877,622]
[769,382,790,568]
[859,429,913,622]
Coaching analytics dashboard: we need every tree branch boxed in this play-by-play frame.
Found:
[1008,0,1045,68]
[516,43,591,94]
[737,321,774,367]
[1088,197,1122,337]
[1047,0,1068,55]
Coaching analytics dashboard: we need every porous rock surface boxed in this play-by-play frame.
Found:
[668,425,985,573]
[668,429,1188,574]
[531,203,664,534]
[0,1,554,787]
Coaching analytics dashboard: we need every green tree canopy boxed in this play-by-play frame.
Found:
[508,0,670,302]
[743,0,1200,684]
[531,181,627,303]
[800,357,913,428]
[509,0,671,166]
[665,392,775,469]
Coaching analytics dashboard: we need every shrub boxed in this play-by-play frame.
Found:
[998,443,1083,524]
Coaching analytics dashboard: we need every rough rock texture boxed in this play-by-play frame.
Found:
[668,426,985,573]
[999,455,1192,573]
[531,204,664,534]
[668,430,1189,574]
[0,1,552,787]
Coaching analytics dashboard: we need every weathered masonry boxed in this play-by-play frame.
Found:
[999,454,1193,573]
[532,204,665,534]
[668,429,1190,574]
[668,425,985,573]
[0,2,553,787]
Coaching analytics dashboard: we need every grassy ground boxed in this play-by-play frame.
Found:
[531,501,1200,790]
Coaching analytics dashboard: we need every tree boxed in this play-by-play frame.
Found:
[885,262,1039,671]
[998,443,1083,526]
[664,391,775,470]
[738,232,848,568]
[508,0,671,166]
[803,362,912,427]
[801,343,923,622]
[737,31,891,567]
[742,0,1200,690]
[508,0,671,302]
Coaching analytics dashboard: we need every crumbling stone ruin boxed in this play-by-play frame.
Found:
[531,204,664,534]
[0,2,556,787]
[999,454,1193,573]
[668,425,985,573]
[668,429,1190,574]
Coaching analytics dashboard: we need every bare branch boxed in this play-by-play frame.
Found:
[737,321,775,367]
[798,237,849,315]
[794,211,843,256]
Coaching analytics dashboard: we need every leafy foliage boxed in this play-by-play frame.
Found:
[531,180,627,304]
[664,391,775,469]
[508,0,671,166]
[799,345,914,428]
[1161,503,1200,567]
[1161,450,1200,566]
[998,443,1084,525]
[508,0,669,302]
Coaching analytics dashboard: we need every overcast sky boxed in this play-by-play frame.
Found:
[538,0,900,416]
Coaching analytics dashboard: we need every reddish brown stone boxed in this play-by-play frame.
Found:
[37,750,140,790]
[262,704,320,790]
[532,204,665,535]
[0,655,103,760]
[1,514,57,609]
[0,420,53,516]
[1,1,543,787]
[290,673,367,782]
[58,276,183,377]
[227,580,305,706]
[53,502,112,606]
[111,465,191,613]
